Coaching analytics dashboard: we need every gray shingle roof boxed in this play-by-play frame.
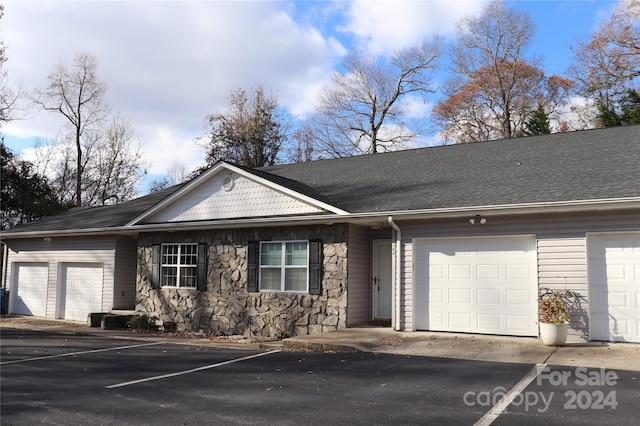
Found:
[4,125,639,235]
[260,125,640,212]
[3,183,185,233]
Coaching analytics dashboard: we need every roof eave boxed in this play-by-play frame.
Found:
[349,197,640,224]
[2,197,638,240]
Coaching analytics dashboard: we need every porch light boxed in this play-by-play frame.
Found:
[469,215,486,225]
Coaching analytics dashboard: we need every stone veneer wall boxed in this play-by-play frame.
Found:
[136,225,348,337]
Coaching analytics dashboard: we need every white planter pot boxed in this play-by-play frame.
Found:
[540,322,569,346]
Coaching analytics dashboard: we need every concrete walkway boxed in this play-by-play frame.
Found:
[284,327,640,372]
[1,316,638,372]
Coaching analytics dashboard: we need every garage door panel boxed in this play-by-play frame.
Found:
[478,314,500,330]
[477,264,500,280]
[449,288,471,304]
[608,292,628,308]
[477,289,500,305]
[449,264,471,279]
[429,288,444,303]
[415,236,537,336]
[450,313,472,328]
[429,312,444,327]
[13,264,48,317]
[506,289,531,305]
[589,233,640,343]
[61,264,103,322]
[506,264,532,280]
[429,264,444,279]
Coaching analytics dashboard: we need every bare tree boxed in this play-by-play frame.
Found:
[568,0,640,124]
[0,5,25,127]
[30,116,147,206]
[82,115,148,205]
[148,160,188,193]
[32,53,109,205]
[435,0,556,142]
[308,38,443,157]
[204,86,290,168]
[287,124,315,163]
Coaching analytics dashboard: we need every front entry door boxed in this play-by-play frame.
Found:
[373,240,392,319]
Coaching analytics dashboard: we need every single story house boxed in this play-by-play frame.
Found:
[1,125,639,343]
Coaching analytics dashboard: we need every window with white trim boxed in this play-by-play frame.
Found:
[161,243,198,288]
[259,241,308,292]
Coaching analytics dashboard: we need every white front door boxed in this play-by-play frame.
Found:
[12,263,49,317]
[588,233,640,343]
[60,264,103,321]
[373,241,392,319]
[414,236,538,336]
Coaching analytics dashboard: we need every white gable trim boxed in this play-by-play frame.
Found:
[126,162,349,226]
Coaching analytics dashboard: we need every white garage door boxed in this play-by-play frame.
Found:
[414,236,538,336]
[588,233,640,343]
[60,264,103,321]
[12,263,49,317]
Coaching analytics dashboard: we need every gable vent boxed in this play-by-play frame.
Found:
[221,175,234,191]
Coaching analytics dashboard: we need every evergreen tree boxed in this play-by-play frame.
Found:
[518,104,551,136]
[620,89,640,124]
[595,89,640,127]
[0,142,67,229]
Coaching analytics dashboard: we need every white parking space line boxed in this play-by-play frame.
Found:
[0,342,166,365]
[474,363,546,426]
[106,349,282,389]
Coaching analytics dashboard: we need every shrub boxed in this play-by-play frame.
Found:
[127,314,160,332]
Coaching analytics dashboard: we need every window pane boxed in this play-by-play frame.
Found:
[260,268,281,290]
[179,267,197,288]
[180,244,198,265]
[261,243,282,266]
[162,245,178,265]
[162,266,177,287]
[285,268,307,291]
[286,242,307,266]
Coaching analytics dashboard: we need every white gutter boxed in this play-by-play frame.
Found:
[388,216,402,332]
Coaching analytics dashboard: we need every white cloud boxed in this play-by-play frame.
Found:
[342,0,487,55]
[2,1,344,176]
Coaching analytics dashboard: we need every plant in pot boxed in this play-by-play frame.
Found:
[538,288,575,346]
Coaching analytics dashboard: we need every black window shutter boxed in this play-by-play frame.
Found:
[247,241,259,292]
[196,243,208,291]
[151,244,161,289]
[308,240,323,295]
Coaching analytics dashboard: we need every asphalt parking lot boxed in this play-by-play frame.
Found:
[1,329,638,425]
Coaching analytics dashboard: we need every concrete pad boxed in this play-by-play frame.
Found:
[284,327,640,372]
[377,332,556,365]
[547,342,640,372]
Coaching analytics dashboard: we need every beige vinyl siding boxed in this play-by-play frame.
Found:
[401,239,413,331]
[537,237,588,341]
[113,236,137,310]
[346,224,371,325]
[4,236,116,319]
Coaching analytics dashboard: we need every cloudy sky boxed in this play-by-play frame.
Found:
[2,0,616,192]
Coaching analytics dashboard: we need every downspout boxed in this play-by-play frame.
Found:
[387,216,402,331]
[1,242,8,315]
[1,242,7,288]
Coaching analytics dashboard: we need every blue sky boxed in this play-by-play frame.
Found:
[1,0,617,193]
